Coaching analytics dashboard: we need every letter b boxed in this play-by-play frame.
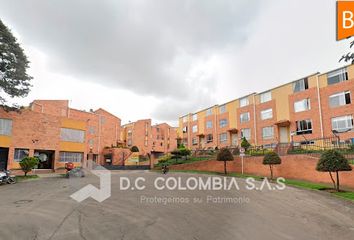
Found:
[343,11,354,29]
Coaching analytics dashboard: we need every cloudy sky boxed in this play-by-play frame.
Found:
[0,0,350,125]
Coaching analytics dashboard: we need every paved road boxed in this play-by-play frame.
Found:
[1,171,354,240]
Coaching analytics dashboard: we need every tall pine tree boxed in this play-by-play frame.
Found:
[0,19,32,108]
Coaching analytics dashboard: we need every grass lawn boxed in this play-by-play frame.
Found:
[16,175,39,181]
[169,169,354,202]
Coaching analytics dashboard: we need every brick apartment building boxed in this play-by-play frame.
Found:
[0,100,177,171]
[121,120,177,156]
[179,64,354,150]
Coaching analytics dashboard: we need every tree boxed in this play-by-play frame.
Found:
[263,152,281,180]
[316,150,352,192]
[19,157,39,176]
[130,146,139,152]
[340,40,354,64]
[179,147,191,160]
[0,19,32,107]
[216,148,234,175]
[241,137,251,151]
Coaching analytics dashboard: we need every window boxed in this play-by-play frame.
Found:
[260,108,273,120]
[262,127,274,139]
[241,128,251,140]
[88,139,94,146]
[296,119,313,135]
[327,68,348,85]
[60,128,85,143]
[59,152,83,162]
[0,118,12,136]
[329,91,351,108]
[240,112,250,123]
[14,149,29,162]
[192,138,198,145]
[206,108,213,116]
[331,115,353,132]
[240,97,249,107]
[219,133,227,143]
[260,91,272,103]
[100,116,106,124]
[206,134,213,143]
[294,99,311,112]
[88,126,95,134]
[219,119,228,128]
[293,78,309,93]
[182,116,188,123]
[206,120,213,129]
[192,125,198,133]
[219,105,226,114]
[192,114,198,121]
[182,126,188,133]
[127,139,132,146]
[127,130,132,137]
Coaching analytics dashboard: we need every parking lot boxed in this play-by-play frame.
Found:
[1,171,354,240]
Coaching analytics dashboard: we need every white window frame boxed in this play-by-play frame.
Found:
[240,112,250,123]
[206,108,213,116]
[295,119,313,135]
[206,120,213,129]
[14,148,29,162]
[60,128,85,143]
[206,134,213,143]
[260,91,272,103]
[192,125,198,133]
[294,99,311,112]
[59,152,84,163]
[182,116,188,123]
[293,78,308,93]
[240,97,249,107]
[327,68,348,85]
[241,128,251,140]
[219,133,227,143]
[0,118,12,136]
[192,114,198,121]
[329,91,351,108]
[219,105,226,114]
[331,115,353,132]
[262,126,274,140]
[260,108,273,120]
[192,137,198,145]
[219,119,228,128]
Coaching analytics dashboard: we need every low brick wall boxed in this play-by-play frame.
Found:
[170,154,354,189]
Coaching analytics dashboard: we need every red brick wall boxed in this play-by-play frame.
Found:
[170,155,354,188]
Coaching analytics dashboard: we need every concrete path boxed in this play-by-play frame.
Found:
[1,171,354,240]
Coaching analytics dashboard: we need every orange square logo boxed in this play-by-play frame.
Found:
[337,1,354,40]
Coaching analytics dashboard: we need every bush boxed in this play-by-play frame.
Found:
[263,152,281,180]
[231,147,240,155]
[130,146,139,152]
[241,137,251,151]
[216,148,234,174]
[316,150,352,191]
[158,154,172,163]
[19,157,39,176]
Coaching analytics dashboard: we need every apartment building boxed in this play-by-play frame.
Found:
[179,65,354,150]
[121,120,177,156]
[0,100,121,171]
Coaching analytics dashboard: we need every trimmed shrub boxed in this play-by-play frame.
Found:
[241,137,251,151]
[216,148,234,174]
[263,152,281,180]
[19,157,39,176]
[316,150,352,191]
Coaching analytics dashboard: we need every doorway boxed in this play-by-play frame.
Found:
[0,148,9,170]
[34,150,54,169]
[231,134,238,146]
[279,127,290,143]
